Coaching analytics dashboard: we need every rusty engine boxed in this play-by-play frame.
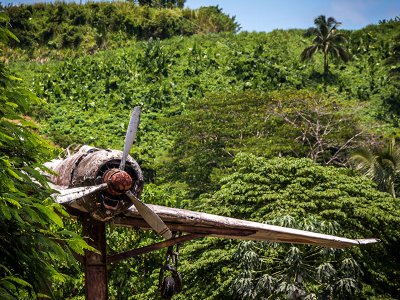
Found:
[49,145,144,221]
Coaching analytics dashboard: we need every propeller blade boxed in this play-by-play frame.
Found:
[126,190,172,239]
[120,106,141,170]
[51,183,108,204]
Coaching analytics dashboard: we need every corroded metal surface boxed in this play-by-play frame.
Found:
[107,234,206,264]
[103,169,133,195]
[49,145,144,221]
[117,204,379,249]
[67,198,379,249]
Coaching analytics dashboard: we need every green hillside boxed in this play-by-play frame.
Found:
[4,1,238,59]
[3,2,400,299]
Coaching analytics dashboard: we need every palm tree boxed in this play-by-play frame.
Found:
[350,139,400,198]
[301,15,350,79]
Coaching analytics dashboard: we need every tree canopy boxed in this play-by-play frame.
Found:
[177,153,400,299]
[0,13,90,299]
[3,2,238,58]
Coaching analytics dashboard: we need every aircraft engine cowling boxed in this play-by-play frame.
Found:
[51,145,144,221]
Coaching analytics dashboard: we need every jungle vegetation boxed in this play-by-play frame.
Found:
[0,12,92,299]
[2,1,400,299]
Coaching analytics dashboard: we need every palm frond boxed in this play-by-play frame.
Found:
[329,46,350,62]
[327,16,339,27]
[350,140,400,197]
[312,35,323,44]
[331,33,347,44]
[349,149,375,175]
[314,15,326,25]
[337,46,350,61]
[304,27,319,37]
[300,45,319,61]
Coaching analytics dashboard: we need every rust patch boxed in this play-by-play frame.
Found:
[103,168,133,195]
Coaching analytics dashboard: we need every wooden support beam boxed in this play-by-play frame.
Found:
[83,218,108,300]
[107,233,206,264]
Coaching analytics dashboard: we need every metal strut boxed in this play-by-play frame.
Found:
[159,232,183,299]
[107,233,207,264]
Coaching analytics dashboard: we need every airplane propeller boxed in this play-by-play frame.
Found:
[126,191,172,239]
[119,107,172,239]
[51,106,173,240]
[120,106,141,171]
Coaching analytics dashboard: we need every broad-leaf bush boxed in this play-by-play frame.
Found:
[179,154,400,299]
[3,2,239,59]
[0,13,91,299]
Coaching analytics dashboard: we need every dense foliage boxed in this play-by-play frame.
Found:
[166,90,371,196]
[5,3,400,299]
[233,217,363,299]
[3,2,238,59]
[177,154,400,299]
[0,13,90,299]
[21,21,399,198]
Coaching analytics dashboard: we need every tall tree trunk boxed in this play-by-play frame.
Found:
[390,181,396,198]
[323,51,329,79]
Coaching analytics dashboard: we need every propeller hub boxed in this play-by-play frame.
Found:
[103,168,133,195]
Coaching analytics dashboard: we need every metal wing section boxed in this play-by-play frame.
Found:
[50,182,108,204]
[113,204,379,249]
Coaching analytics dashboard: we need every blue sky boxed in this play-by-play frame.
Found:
[7,0,400,32]
[186,0,400,32]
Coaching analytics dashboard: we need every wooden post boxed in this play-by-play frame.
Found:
[83,218,108,300]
